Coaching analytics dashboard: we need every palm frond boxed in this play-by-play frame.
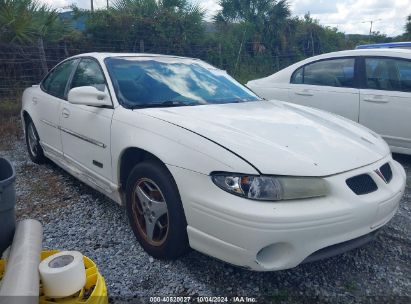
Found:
[0,0,60,44]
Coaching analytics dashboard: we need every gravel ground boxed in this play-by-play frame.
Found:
[0,129,410,304]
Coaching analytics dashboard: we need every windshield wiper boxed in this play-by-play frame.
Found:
[129,100,197,109]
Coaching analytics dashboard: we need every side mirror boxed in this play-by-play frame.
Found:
[68,86,111,107]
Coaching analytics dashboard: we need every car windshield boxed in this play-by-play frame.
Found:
[105,57,261,108]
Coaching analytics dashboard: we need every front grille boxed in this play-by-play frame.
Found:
[346,174,378,195]
[380,163,393,183]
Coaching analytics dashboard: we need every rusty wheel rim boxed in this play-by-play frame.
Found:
[131,178,169,246]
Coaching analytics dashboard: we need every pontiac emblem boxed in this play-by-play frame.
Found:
[374,169,388,184]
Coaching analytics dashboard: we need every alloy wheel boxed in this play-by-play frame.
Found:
[27,123,39,158]
[131,178,169,246]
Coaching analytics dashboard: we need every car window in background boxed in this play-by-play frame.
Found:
[105,57,261,108]
[70,58,106,91]
[397,60,411,92]
[291,58,355,88]
[291,67,303,84]
[365,58,411,92]
[42,59,78,99]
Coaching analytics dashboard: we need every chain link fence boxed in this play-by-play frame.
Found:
[0,39,302,105]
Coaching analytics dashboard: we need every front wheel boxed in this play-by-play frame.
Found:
[25,119,46,164]
[125,160,189,259]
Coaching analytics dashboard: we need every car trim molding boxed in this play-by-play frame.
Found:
[59,126,107,148]
[41,119,58,129]
[41,119,106,148]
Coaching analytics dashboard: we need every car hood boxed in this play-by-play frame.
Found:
[140,101,389,176]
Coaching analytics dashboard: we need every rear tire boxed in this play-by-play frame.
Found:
[125,160,189,259]
[25,119,46,164]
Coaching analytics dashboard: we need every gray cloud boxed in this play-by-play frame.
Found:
[289,0,409,36]
[291,0,338,15]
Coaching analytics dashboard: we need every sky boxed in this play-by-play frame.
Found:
[40,0,411,37]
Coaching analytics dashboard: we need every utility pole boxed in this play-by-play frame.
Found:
[90,0,94,12]
[107,0,109,10]
[362,19,382,43]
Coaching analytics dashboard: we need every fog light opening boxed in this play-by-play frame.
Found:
[256,242,293,269]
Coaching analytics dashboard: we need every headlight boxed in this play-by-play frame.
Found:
[211,173,328,201]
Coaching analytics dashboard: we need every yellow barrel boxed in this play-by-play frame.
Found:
[0,250,108,304]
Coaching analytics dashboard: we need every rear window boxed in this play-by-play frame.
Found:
[291,58,355,88]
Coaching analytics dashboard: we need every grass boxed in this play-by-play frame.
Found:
[0,99,23,150]
[0,99,21,117]
[270,290,289,302]
[343,280,358,292]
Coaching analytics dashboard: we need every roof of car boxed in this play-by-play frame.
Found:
[282,48,411,71]
[356,41,411,49]
[308,48,411,60]
[247,48,411,85]
[71,52,201,61]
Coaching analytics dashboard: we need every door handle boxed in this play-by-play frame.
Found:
[295,91,313,97]
[62,108,70,118]
[363,97,389,104]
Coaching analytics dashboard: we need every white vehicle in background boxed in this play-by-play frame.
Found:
[21,53,406,271]
[247,49,411,155]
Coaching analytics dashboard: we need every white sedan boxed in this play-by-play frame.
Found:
[22,53,406,271]
[247,49,411,155]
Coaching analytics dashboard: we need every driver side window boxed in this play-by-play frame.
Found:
[70,58,106,92]
[42,59,79,99]
[365,57,411,92]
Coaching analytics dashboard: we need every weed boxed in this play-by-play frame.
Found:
[271,290,289,303]
[343,280,358,292]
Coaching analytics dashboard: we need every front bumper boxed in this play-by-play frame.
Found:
[168,156,406,271]
[302,228,380,264]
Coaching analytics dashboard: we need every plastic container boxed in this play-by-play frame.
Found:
[39,251,108,304]
[0,157,16,255]
[0,219,43,302]
[0,250,108,304]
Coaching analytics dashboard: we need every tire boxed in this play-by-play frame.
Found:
[125,160,189,259]
[25,118,46,164]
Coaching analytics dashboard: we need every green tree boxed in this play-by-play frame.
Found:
[0,0,62,43]
[405,15,411,39]
[215,0,290,48]
[213,0,291,81]
[80,0,204,53]
[215,0,289,26]
[0,0,70,73]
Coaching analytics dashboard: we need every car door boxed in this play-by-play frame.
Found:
[359,57,411,152]
[34,59,79,158]
[288,57,360,121]
[60,58,114,187]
